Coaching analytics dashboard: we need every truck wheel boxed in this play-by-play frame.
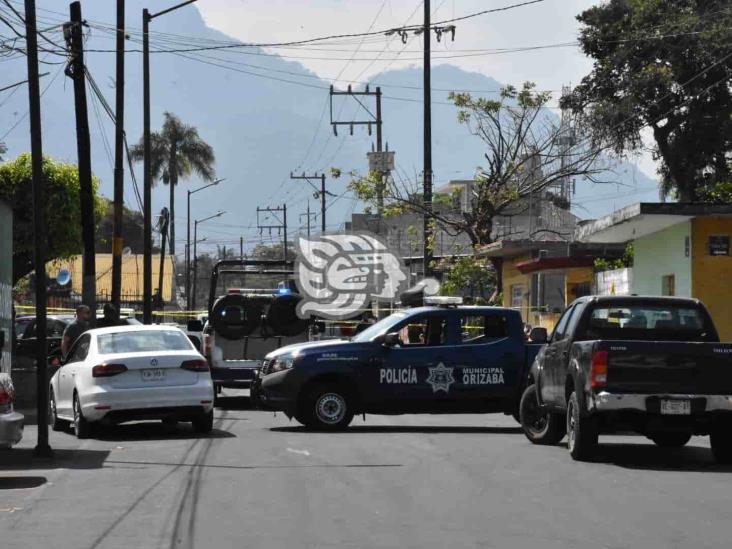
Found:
[519,384,566,445]
[298,384,354,431]
[710,429,732,464]
[567,391,598,461]
[649,432,691,448]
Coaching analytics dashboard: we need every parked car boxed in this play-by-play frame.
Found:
[520,295,732,462]
[0,373,23,448]
[254,300,548,430]
[14,314,140,370]
[48,325,214,438]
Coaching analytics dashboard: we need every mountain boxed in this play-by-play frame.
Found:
[0,0,659,257]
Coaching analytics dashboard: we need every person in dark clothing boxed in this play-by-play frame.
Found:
[61,304,91,356]
[97,303,121,329]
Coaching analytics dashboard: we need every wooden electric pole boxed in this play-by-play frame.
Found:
[24,0,52,458]
[290,172,332,233]
[66,1,96,323]
[111,0,125,310]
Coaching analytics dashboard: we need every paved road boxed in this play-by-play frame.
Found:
[2,393,732,549]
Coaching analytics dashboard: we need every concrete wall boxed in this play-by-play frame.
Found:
[692,218,732,342]
[632,221,691,297]
[0,200,11,374]
[502,257,531,322]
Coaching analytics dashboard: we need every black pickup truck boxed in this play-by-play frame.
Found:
[254,304,547,430]
[520,295,732,462]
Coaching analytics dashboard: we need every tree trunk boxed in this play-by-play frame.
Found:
[168,144,177,256]
[488,257,503,305]
[169,174,176,255]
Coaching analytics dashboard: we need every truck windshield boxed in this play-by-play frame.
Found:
[580,304,717,342]
[351,312,409,342]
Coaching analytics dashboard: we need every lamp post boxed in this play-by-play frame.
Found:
[187,178,225,309]
[192,211,224,310]
[143,0,198,324]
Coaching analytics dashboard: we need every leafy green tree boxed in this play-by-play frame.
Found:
[439,256,496,299]
[563,1,732,201]
[131,112,215,256]
[349,83,604,301]
[0,153,106,283]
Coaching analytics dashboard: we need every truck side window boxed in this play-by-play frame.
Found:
[398,316,447,347]
[551,305,575,342]
[460,314,509,343]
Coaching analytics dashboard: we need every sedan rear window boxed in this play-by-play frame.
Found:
[98,330,193,354]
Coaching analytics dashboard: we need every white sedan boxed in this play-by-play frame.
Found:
[49,325,214,438]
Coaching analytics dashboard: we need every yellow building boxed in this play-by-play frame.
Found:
[48,254,175,302]
[578,203,732,341]
[481,240,625,332]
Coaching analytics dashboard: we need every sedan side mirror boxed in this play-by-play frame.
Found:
[529,327,548,344]
[382,332,401,348]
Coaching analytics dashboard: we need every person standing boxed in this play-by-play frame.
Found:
[61,304,91,356]
[96,303,121,329]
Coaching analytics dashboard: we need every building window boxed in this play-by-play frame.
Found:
[511,285,524,308]
[661,274,675,296]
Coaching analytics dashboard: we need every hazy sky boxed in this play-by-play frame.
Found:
[196,0,657,177]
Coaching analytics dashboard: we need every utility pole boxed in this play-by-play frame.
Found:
[65,1,96,324]
[111,0,125,310]
[156,207,169,309]
[300,202,316,238]
[257,205,288,259]
[142,7,152,323]
[423,0,433,278]
[24,0,51,458]
[143,1,198,323]
[330,85,392,215]
[290,172,332,233]
[240,236,244,258]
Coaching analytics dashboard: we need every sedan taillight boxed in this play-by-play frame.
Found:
[181,359,209,372]
[92,363,128,377]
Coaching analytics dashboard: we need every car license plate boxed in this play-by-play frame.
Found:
[660,399,691,415]
[142,368,165,382]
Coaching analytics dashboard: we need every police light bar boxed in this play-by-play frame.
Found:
[424,296,463,306]
[276,287,292,295]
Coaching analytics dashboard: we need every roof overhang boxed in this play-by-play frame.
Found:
[577,203,732,243]
[514,256,595,274]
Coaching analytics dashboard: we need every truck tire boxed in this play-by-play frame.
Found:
[266,294,308,336]
[519,384,566,445]
[649,432,692,448]
[210,294,262,340]
[710,429,732,464]
[297,384,354,431]
[567,391,598,461]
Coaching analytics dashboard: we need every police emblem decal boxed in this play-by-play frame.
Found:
[426,362,455,393]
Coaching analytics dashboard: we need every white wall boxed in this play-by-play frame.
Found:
[632,222,691,297]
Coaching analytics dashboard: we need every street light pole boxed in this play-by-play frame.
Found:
[191,211,224,310]
[186,178,224,310]
[143,0,199,324]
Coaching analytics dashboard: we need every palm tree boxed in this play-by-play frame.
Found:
[131,112,215,256]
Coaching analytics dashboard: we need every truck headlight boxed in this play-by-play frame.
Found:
[270,357,295,373]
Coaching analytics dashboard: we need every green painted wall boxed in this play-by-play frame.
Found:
[0,200,11,373]
[632,221,691,297]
